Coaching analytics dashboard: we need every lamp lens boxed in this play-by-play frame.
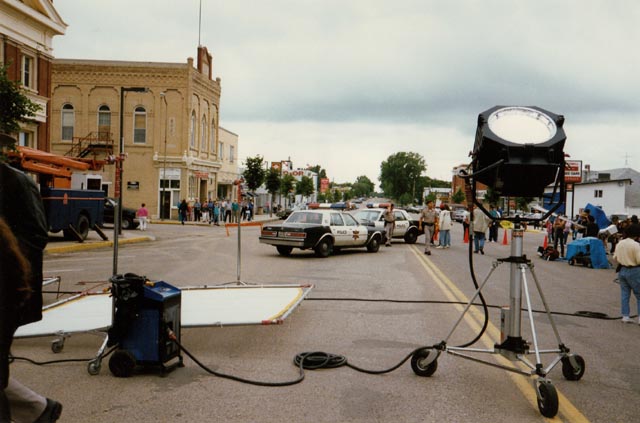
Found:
[487,107,557,144]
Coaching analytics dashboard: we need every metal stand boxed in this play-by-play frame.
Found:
[411,224,585,418]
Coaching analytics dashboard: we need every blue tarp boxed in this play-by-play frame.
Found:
[566,237,610,269]
[584,203,611,229]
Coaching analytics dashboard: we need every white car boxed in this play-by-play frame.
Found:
[350,207,421,244]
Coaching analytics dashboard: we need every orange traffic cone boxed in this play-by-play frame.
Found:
[434,227,439,242]
[463,227,469,243]
[502,228,509,245]
[543,234,548,249]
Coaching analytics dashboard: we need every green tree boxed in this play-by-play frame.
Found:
[264,167,281,216]
[484,186,501,206]
[280,174,296,206]
[515,197,534,212]
[308,164,327,191]
[399,192,412,206]
[332,189,342,203]
[452,188,466,204]
[351,175,375,198]
[0,64,40,157]
[425,191,437,203]
[295,175,315,197]
[242,155,266,193]
[379,152,426,202]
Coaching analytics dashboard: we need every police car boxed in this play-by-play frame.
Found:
[351,206,421,244]
[259,209,384,257]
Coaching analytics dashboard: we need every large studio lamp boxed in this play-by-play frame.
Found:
[471,106,566,198]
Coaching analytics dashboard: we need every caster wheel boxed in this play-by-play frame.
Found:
[51,340,64,354]
[561,355,585,381]
[537,380,559,418]
[87,360,101,375]
[109,350,136,378]
[410,348,438,377]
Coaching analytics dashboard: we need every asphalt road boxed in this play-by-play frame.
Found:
[10,222,639,422]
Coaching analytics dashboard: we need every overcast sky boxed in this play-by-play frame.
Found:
[52,0,639,185]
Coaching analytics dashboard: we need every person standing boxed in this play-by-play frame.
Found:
[136,203,149,231]
[437,204,453,249]
[472,205,491,254]
[383,203,396,247]
[552,215,567,257]
[224,199,232,223]
[613,224,640,324]
[418,201,438,255]
[488,205,500,242]
[1,134,63,422]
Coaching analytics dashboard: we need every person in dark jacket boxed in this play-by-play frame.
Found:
[585,215,600,238]
[1,134,62,422]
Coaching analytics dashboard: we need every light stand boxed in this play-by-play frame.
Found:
[410,106,584,419]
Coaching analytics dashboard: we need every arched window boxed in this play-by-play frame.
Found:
[61,104,75,141]
[190,111,196,148]
[210,119,216,153]
[201,116,207,151]
[133,106,146,144]
[98,105,111,140]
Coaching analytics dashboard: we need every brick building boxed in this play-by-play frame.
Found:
[0,0,66,149]
[49,46,234,219]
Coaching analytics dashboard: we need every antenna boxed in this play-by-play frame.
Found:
[198,0,202,46]
[624,153,632,166]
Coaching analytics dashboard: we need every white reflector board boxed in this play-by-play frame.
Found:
[15,284,312,339]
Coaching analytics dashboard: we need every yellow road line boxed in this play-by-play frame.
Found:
[410,245,590,423]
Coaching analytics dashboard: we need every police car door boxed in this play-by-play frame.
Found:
[393,210,409,237]
[330,212,349,246]
[342,212,364,246]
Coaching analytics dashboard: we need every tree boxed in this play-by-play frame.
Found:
[331,189,342,203]
[242,155,266,193]
[0,64,40,157]
[452,188,466,204]
[296,175,315,197]
[379,152,426,202]
[280,174,296,206]
[265,167,281,216]
[351,175,375,198]
[484,186,501,206]
[425,191,437,203]
[308,164,327,191]
[515,197,534,212]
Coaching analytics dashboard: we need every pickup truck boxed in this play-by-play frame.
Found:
[41,187,104,240]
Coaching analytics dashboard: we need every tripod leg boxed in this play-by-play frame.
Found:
[520,265,543,372]
[528,264,563,345]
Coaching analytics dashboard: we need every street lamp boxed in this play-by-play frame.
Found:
[160,91,168,220]
[113,86,147,277]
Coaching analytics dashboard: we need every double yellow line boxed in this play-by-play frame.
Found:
[409,245,590,423]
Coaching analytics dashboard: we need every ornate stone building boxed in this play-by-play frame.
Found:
[0,0,66,149]
[50,46,232,219]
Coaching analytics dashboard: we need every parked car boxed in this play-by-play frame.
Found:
[259,209,384,257]
[103,198,139,229]
[451,205,468,223]
[350,207,421,244]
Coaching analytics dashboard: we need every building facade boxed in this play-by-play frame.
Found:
[0,0,66,149]
[49,46,232,219]
[216,126,239,201]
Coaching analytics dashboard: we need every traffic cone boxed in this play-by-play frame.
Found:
[502,228,509,245]
[434,228,439,242]
[543,234,548,249]
[463,227,469,243]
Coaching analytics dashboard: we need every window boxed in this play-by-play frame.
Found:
[190,112,196,148]
[159,177,181,211]
[594,190,603,198]
[133,107,146,143]
[343,214,358,226]
[330,213,344,226]
[18,131,35,148]
[229,145,235,163]
[98,105,111,139]
[219,142,224,159]
[210,121,216,153]
[61,104,75,140]
[21,54,35,89]
[201,116,207,151]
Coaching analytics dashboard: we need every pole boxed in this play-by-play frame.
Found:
[161,92,168,220]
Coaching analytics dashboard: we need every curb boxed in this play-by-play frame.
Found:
[45,235,154,254]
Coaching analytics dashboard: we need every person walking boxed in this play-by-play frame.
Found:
[488,205,500,242]
[418,201,438,255]
[437,204,453,248]
[136,203,149,231]
[178,199,188,225]
[383,203,396,247]
[613,224,640,324]
[473,205,491,254]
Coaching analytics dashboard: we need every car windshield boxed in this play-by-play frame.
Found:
[286,212,323,224]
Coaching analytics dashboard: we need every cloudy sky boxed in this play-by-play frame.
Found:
[52,0,639,186]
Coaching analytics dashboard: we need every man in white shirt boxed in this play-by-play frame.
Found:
[613,224,640,324]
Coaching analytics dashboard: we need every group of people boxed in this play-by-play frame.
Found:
[414,201,455,254]
[177,199,254,225]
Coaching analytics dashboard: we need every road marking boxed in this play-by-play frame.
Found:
[410,245,590,423]
[42,268,84,273]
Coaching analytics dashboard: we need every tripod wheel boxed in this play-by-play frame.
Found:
[561,354,585,381]
[410,348,438,377]
[537,380,559,418]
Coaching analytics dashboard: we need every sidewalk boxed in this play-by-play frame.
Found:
[44,213,280,254]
